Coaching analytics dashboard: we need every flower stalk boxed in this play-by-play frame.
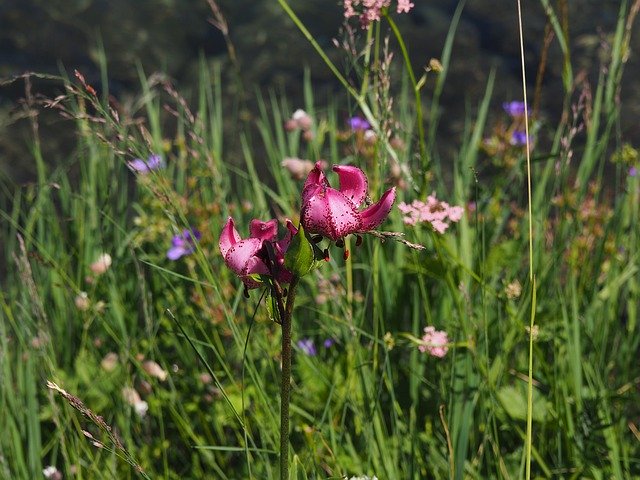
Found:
[278,275,298,480]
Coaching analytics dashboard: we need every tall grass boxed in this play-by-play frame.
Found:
[1,1,640,479]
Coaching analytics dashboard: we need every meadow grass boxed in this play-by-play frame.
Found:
[1,1,639,479]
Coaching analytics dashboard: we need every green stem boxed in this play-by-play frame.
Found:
[279,276,299,480]
[277,0,400,166]
[384,13,427,171]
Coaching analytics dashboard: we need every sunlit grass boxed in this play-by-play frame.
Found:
[1,1,640,479]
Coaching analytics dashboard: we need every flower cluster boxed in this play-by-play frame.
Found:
[418,326,449,358]
[398,194,464,233]
[344,0,414,28]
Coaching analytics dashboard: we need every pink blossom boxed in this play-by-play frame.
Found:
[289,109,313,131]
[281,158,322,180]
[396,0,414,13]
[418,326,449,358]
[398,194,464,233]
[343,0,412,28]
[219,217,295,288]
[301,162,396,241]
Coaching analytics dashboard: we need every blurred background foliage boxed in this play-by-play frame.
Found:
[0,0,638,184]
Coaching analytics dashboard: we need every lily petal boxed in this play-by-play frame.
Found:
[360,187,396,231]
[303,188,361,241]
[224,238,269,276]
[249,219,278,241]
[219,217,241,258]
[302,162,328,204]
[333,165,368,207]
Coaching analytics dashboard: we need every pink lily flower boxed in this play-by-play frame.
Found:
[301,162,396,241]
[219,217,295,288]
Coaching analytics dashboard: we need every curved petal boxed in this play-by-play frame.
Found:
[219,217,241,258]
[249,219,278,241]
[333,165,368,207]
[302,187,361,240]
[359,187,396,231]
[275,219,298,255]
[224,238,269,276]
[302,162,328,204]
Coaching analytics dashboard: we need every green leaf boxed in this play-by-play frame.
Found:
[284,224,315,277]
[497,385,547,422]
[264,289,281,323]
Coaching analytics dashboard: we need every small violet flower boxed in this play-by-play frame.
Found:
[348,116,371,131]
[167,229,201,260]
[502,101,528,117]
[301,162,396,241]
[219,217,295,289]
[297,338,317,356]
[127,154,164,173]
[630,166,638,177]
[418,326,449,358]
[323,338,335,348]
[510,130,532,146]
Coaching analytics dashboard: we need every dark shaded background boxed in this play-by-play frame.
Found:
[1,0,638,184]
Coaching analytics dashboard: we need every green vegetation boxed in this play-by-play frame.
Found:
[1,1,639,479]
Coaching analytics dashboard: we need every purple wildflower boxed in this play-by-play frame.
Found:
[510,130,531,146]
[297,338,317,356]
[127,154,164,173]
[323,338,335,348]
[348,116,371,131]
[502,101,528,117]
[167,229,201,260]
[630,166,638,177]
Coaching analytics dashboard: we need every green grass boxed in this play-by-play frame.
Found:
[1,1,640,479]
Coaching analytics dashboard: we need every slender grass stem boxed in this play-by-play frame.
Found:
[280,276,299,480]
[516,1,536,478]
[384,13,427,170]
[276,0,400,166]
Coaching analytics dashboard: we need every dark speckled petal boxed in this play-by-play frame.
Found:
[360,187,396,231]
[302,187,361,240]
[333,164,368,207]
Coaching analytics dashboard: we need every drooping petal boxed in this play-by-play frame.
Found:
[302,162,328,204]
[249,219,278,241]
[302,187,361,241]
[224,238,269,276]
[275,219,298,255]
[219,217,241,258]
[333,165,368,207]
[359,187,396,231]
